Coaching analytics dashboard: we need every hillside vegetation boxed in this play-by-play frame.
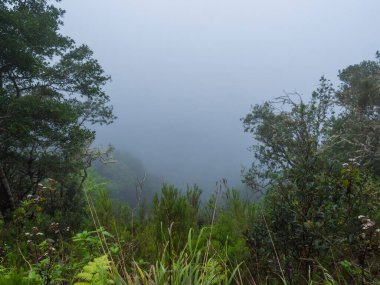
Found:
[92,150,164,206]
[0,1,380,284]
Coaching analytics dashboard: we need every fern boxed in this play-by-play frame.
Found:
[74,255,114,285]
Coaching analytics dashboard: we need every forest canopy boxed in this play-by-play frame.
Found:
[0,0,115,221]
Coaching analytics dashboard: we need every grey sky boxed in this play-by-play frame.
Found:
[60,0,380,190]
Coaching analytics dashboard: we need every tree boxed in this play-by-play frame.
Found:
[0,0,115,221]
[242,78,340,279]
[152,184,198,254]
[242,57,380,283]
[242,77,336,193]
[332,56,380,173]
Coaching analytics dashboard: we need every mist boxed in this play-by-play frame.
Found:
[59,0,380,191]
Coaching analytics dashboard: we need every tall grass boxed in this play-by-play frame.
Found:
[80,180,352,285]
[81,181,241,285]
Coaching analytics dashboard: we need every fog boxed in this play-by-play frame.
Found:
[59,0,380,191]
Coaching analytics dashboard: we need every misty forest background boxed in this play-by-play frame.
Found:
[1,0,380,284]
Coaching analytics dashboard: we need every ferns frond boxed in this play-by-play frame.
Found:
[74,255,114,285]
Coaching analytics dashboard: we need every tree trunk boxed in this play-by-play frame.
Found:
[0,164,15,222]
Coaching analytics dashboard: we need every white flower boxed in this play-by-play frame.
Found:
[362,220,375,230]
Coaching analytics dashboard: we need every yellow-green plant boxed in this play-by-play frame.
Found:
[74,255,113,285]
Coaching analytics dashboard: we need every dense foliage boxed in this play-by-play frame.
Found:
[0,0,115,222]
[1,0,380,284]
